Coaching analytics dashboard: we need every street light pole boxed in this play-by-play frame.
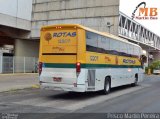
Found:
[148,41,154,66]
[148,47,150,67]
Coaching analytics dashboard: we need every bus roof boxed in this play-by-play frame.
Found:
[41,24,141,49]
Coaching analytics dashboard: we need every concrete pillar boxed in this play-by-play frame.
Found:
[147,51,150,67]
[14,39,39,57]
[0,52,2,73]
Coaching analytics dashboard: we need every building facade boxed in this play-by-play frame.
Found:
[0,0,120,57]
[0,0,39,73]
[0,0,159,70]
[0,0,39,57]
[31,0,120,38]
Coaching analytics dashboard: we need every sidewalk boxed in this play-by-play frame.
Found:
[0,73,39,92]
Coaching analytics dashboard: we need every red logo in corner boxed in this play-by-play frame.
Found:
[132,2,158,20]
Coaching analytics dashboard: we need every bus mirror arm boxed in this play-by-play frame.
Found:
[140,55,147,63]
[140,55,147,69]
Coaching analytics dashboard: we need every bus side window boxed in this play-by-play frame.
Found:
[134,46,139,58]
[128,45,133,55]
[110,39,119,55]
[86,31,98,52]
[98,36,110,53]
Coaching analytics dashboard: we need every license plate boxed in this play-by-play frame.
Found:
[53,77,62,82]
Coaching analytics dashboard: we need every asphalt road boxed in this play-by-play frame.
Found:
[0,75,160,119]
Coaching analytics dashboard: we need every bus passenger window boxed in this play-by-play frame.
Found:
[98,36,110,53]
[86,31,98,52]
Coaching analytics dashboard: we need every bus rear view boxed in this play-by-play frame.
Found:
[39,24,86,92]
[39,24,146,94]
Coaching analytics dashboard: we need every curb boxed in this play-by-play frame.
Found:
[0,73,38,76]
[0,84,40,93]
[31,84,40,89]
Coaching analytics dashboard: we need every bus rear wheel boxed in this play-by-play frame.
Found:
[103,77,111,95]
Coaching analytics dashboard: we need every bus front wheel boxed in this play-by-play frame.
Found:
[103,77,111,95]
[132,74,138,86]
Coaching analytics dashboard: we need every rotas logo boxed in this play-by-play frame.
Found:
[53,32,76,37]
[44,32,52,43]
[132,2,158,20]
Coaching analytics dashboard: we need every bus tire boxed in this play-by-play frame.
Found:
[103,77,111,95]
[132,74,138,86]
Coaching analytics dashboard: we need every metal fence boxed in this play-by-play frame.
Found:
[0,56,38,74]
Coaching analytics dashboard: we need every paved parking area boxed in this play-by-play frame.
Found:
[0,75,159,119]
[0,75,158,113]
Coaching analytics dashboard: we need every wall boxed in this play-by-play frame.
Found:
[14,39,39,57]
[32,0,120,38]
[0,0,32,30]
[0,0,32,20]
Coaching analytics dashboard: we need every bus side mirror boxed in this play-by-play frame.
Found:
[141,55,147,63]
[140,55,147,69]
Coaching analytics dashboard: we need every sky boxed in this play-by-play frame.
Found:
[120,0,160,36]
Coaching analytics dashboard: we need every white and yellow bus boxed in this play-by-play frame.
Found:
[39,24,146,94]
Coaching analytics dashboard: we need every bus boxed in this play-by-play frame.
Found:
[39,24,147,94]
